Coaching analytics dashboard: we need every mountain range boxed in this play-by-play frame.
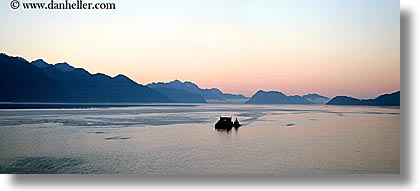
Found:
[0,53,400,106]
[245,90,329,105]
[0,53,246,103]
[147,80,247,103]
[327,91,400,106]
[148,86,207,103]
[0,53,173,103]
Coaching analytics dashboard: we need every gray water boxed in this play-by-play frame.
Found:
[0,104,400,174]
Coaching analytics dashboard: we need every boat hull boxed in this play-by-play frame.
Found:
[215,121,233,130]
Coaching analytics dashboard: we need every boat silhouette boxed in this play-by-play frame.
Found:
[233,118,241,128]
[215,116,241,130]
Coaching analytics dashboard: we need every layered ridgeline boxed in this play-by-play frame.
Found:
[327,91,400,106]
[0,53,400,105]
[148,87,207,103]
[0,53,246,103]
[245,90,330,105]
[0,53,174,103]
[147,80,248,103]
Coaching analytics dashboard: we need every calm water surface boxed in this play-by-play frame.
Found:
[0,104,400,174]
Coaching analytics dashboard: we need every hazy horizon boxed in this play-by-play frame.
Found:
[0,0,400,98]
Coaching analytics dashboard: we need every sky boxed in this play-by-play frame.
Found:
[0,0,400,98]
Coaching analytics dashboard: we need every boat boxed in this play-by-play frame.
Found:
[215,116,233,130]
[215,116,241,130]
[233,118,241,128]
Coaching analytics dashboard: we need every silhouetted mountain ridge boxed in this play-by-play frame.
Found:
[151,87,207,103]
[31,59,49,68]
[302,93,330,104]
[246,90,326,104]
[327,91,400,106]
[0,54,73,102]
[54,62,75,72]
[0,53,401,105]
[147,80,247,102]
[0,53,173,103]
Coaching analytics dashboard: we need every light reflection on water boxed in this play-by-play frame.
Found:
[0,104,399,174]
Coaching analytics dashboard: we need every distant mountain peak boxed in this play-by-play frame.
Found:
[302,93,330,104]
[114,74,132,81]
[304,93,327,98]
[33,59,46,62]
[31,59,75,72]
[31,59,50,68]
[15,56,29,63]
[114,74,128,78]
[168,80,199,88]
[93,73,110,78]
[327,91,400,106]
[246,90,313,104]
[255,90,287,97]
[247,90,330,105]
[54,62,75,72]
[0,53,25,62]
[147,80,247,102]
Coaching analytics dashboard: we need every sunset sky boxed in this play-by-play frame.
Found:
[0,0,400,98]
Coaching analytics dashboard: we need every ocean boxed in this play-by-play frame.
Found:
[0,104,400,174]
